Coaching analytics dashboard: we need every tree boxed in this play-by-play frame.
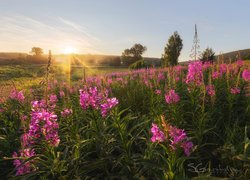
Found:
[161,31,183,66]
[200,47,215,63]
[30,47,43,56]
[121,43,147,66]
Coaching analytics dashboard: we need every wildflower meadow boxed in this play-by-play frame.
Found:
[0,60,250,179]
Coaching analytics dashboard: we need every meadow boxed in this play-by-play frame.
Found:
[0,60,250,179]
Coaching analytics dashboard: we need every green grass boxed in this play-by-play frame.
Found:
[0,64,128,98]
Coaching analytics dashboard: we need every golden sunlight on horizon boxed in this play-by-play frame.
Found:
[63,46,77,54]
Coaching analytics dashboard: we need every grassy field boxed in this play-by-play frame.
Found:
[0,64,128,101]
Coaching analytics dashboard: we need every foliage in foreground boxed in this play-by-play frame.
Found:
[0,60,250,179]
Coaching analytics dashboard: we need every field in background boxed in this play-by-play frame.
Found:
[0,64,128,100]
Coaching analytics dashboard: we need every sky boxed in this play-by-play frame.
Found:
[0,0,250,61]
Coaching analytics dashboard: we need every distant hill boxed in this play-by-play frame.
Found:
[0,52,161,67]
[215,49,250,62]
[180,48,250,65]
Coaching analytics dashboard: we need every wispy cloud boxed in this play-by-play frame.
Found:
[0,15,100,54]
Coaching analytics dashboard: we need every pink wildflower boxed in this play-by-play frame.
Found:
[165,89,180,104]
[212,71,220,79]
[100,97,119,117]
[230,87,240,94]
[203,61,212,69]
[155,89,161,95]
[59,90,65,98]
[219,64,227,74]
[236,59,244,67]
[157,72,165,81]
[181,141,194,156]
[12,148,36,176]
[150,123,165,142]
[28,101,60,147]
[169,126,187,146]
[168,125,193,156]
[21,115,28,121]
[186,61,203,85]
[9,90,25,103]
[242,69,250,81]
[206,85,215,96]
[49,94,58,104]
[79,90,90,110]
[61,108,73,117]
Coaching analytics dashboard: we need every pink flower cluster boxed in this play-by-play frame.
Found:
[150,123,193,156]
[12,148,36,175]
[61,108,73,117]
[186,61,203,86]
[59,90,65,98]
[168,126,193,156]
[165,89,180,104]
[242,69,250,81]
[9,90,25,103]
[29,100,60,146]
[155,89,162,95]
[79,86,107,110]
[219,64,227,74]
[150,123,165,142]
[206,85,215,96]
[212,71,220,79]
[79,86,119,117]
[230,87,240,94]
[13,97,60,176]
[100,98,119,117]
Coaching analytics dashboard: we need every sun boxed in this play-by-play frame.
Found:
[63,46,77,54]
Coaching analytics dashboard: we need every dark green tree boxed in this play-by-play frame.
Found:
[200,47,215,63]
[30,47,43,56]
[121,44,147,66]
[161,31,183,66]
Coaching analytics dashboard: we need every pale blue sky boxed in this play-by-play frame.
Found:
[0,0,249,61]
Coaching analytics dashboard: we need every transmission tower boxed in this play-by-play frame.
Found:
[190,24,201,60]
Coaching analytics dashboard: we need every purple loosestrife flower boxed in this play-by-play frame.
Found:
[49,94,58,104]
[157,72,165,81]
[61,108,73,117]
[28,101,60,147]
[79,89,90,110]
[79,87,106,110]
[230,87,240,94]
[206,85,215,96]
[236,59,244,67]
[155,89,161,95]
[169,125,193,156]
[12,148,36,176]
[150,123,165,142]
[21,133,29,147]
[9,90,25,103]
[185,61,203,86]
[59,90,65,98]
[100,97,119,117]
[242,69,250,81]
[219,64,227,74]
[181,141,194,156]
[165,89,180,104]
[202,62,212,69]
[212,71,220,79]
[169,126,187,147]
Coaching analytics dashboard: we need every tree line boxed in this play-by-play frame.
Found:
[9,32,234,67]
[121,31,216,68]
